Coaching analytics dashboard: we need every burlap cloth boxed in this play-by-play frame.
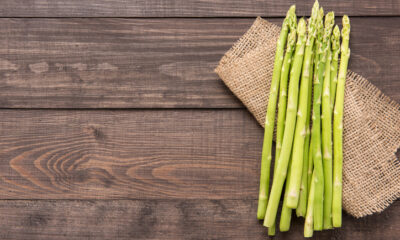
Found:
[215,17,400,218]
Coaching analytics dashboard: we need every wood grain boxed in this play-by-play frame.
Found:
[0,17,399,108]
[0,199,398,239]
[0,109,265,199]
[0,0,399,17]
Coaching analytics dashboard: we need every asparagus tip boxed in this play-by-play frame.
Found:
[342,15,351,38]
[333,25,340,36]
[312,1,319,16]
[319,7,324,17]
[288,4,296,13]
[297,18,307,36]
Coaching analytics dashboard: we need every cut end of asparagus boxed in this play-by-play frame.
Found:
[257,196,267,219]
[263,217,272,228]
[333,217,342,228]
[286,191,299,209]
[304,220,314,237]
[268,224,276,236]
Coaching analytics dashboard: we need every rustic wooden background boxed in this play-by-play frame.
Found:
[0,0,399,239]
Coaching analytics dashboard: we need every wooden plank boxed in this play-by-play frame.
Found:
[0,199,398,239]
[0,17,399,108]
[0,0,399,17]
[0,109,265,199]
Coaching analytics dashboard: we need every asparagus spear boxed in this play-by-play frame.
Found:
[307,45,319,192]
[304,171,316,238]
[310,7,325,231]
[330,26,341,111]
[296,42,315,217]
[274,14,298,174]
[263,18,307,228]
[268,222,276,236]
[257,5,296,220]
[279,154,294,232]
[321,11,335,230]
[307,135,314,191]
[286,0,319,209]
[333,15,350,228]
[268,26,298,236]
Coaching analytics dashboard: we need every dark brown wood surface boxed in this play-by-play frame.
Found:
[0,200,398,240]
[0,0,399,239]
[0,109,261,199]
[0,0,399,17]
[0,17,399,108]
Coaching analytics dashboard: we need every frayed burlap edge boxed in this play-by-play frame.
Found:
[215,17,400,218]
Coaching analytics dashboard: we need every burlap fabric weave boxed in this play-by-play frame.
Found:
[215,17,400,218]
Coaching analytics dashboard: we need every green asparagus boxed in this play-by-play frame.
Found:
[307,47,319,192]
[296,42,315,217]
[263,18,307,228]
[304,171,316,237]
[269,25,298,236]
[280,154,294,232]
[330,26,341,111]
[257,5,296,220]
[286,0,319,209]
[274,13,298,174]
[322,12,335,230]
[310,7,325,231]
[333,15,350,228]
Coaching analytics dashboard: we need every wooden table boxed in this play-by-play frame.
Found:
[0,1,399,239]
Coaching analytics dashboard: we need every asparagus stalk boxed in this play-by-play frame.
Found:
[333,15,350,228]
[330,26,341,111]
[307,46,319,192]
[307,136,314,191]
[263,18,307,228]
[296,43,315,217]
[268,224,276,236]
[304,171,316,238]
[279,154,294,232]
[257,5,296,220]
[274,16,298,174]
[310,7,325,231]
[268,26,298,236]
[321,11,335,230]
[286,0,319,209]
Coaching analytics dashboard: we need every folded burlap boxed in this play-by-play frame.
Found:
[215,17,400,218]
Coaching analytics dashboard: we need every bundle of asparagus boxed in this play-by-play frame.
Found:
[257,0,350,237]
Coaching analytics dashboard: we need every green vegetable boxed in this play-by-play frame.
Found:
[296,40,315,217]
[321,11,335,230]
[332,15,350,228]
[310,7,325,231]
[269,25,298,236]
[274,13,298,174]
[304,171,316,237]
[257,5,296,220]
[279,154,294,231]
[286,0,319,209]
[330,25,341,111]
[263,18,307,228]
